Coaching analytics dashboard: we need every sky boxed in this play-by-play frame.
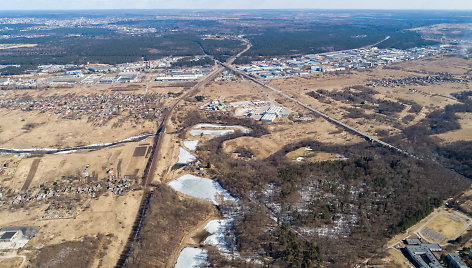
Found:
[0,0,472,10]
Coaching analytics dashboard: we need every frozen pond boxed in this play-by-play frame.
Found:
[174,247,208,268]
[183,140,199,151]
[190,124,251,137]
[190,129,235,136]
[193,124,251,133]
[168,174,235,205]
[177,147,197,164]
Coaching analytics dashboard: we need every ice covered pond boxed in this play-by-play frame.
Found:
[174,247,208,268]
[168,174,235,205]
[177,147,197,164]
[190,124,251,137]
[183,140,199,151]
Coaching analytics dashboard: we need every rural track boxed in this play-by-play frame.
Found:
[115,43,249,268]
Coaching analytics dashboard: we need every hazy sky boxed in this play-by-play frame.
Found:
[1,0,472,10]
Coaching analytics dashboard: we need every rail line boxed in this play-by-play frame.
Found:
[217,61,412,157]
[115,54,235,268]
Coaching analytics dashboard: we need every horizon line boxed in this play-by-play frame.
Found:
[1,8,472,12]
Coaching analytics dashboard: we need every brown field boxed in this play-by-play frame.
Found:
[422,211,469,243]
[0,139,149,267]
[0,257,24,268]
[435,112,472,143]
[385,207,471,250]
[369,248,410,268]
[221,119,361,160]
[1,141,150,191]
[286,147,343,163]
[0,52,471,267]
[0,44,38,50]
[0,190,142,267]
[0,108,155,149]
[263,55,471,141]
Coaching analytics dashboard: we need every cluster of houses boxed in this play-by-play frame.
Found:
[0,93,162,121]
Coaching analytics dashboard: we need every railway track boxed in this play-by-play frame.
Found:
[114,49,241,268]
[218,60,413,157]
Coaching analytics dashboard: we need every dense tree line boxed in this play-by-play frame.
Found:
[244,26,437,57]
[308,86,406,116]
[199,132,469,267]
[170,56,214,67]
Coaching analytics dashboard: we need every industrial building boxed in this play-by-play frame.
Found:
[403,239,443,268]
[0,226,38,250]
[0,231,20,242]
[446,253,468,268]
[155,74,202,82]
[255,105,292,122]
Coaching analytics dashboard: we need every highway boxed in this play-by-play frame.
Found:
[217,60,412,156]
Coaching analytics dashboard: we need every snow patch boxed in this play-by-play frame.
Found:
[174,247,208,268]
[183,140,199,151]
[204,219,233,254]
[177,147,197,164]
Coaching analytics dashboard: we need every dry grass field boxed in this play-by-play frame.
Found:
[0,257,24,268]
[0,139,149,267]
[435,112,472,143]
[1,141,150,191]
[372,248,411,268]
[385,207,471,246]
[285,147,343,163]
[422,212,469,243]
[0,191,142,267]
[0,109,156,148]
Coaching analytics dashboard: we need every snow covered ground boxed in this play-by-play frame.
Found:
[177,147,197,164]
[183,140,199,151]
[168,174,235,205]
[174,247,208,268]
[203,219,233,254]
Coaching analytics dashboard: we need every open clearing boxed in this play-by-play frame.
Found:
[421,211,470,243]
[2,140,150,191]
[0,109,156,148]
[385,207,471,248]
[286,147,343,163]
[435,112,472,143]
[0,191,142,267]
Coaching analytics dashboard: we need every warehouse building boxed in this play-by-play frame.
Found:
[403,239,443,268]
[446,253,468,268]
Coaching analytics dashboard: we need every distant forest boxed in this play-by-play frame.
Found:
[1,10,471,71]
